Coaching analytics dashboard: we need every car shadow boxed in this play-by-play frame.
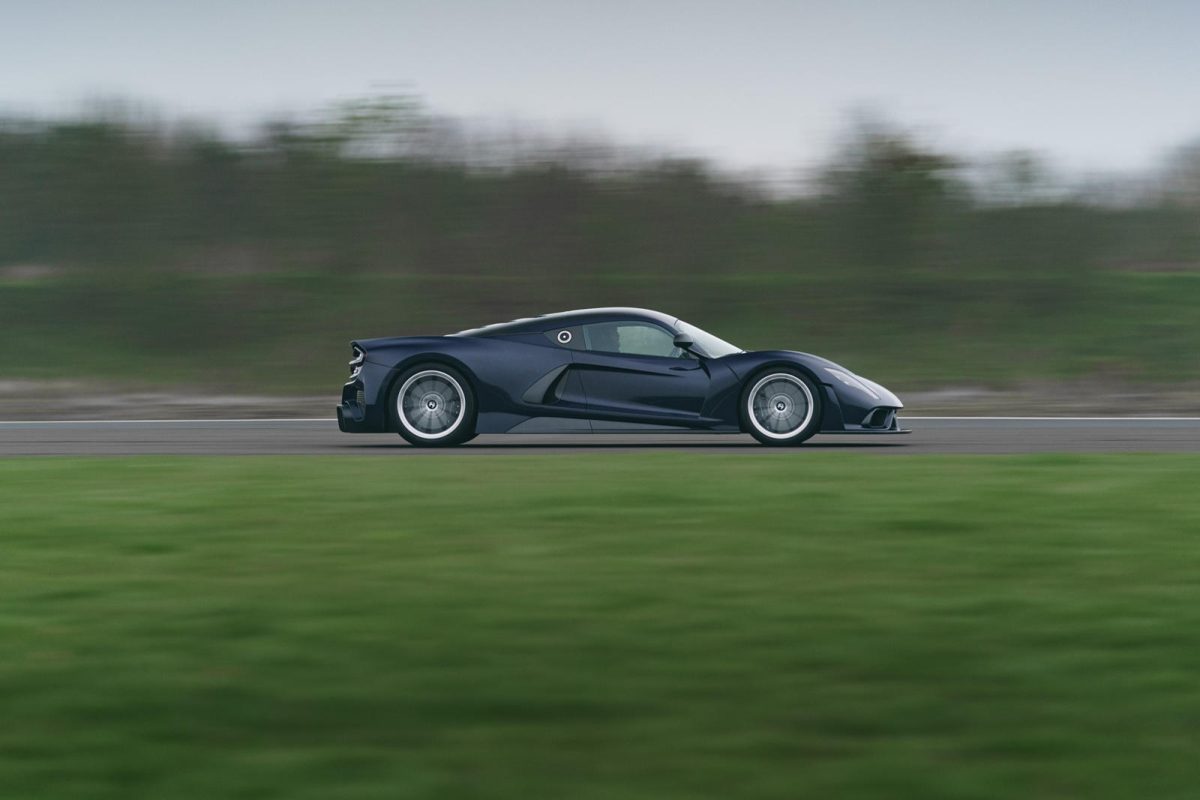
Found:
[341,440,907,451]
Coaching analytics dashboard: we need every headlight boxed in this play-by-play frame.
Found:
[825,368,880,400]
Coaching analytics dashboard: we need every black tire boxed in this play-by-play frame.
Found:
[389,364,478,447]
[739,369,823,446]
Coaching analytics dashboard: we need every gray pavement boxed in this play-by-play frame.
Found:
[2,417,1200,455]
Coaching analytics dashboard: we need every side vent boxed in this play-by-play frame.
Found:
[521,365,570,405]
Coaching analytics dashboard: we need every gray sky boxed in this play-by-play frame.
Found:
[3,0,1198,172]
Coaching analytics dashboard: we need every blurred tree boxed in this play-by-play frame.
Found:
[1,100,1197,390]
[976,150,1056,206]
[818,117,964,308]
[1162,139,1200,208]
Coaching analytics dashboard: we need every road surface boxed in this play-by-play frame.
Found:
[2,417,1200,455]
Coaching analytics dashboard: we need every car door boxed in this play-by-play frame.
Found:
[571,320,711,420]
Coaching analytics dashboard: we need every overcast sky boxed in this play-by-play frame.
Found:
[3,0,1198,172]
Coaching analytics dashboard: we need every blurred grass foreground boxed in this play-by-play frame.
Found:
[3,454,1200,798]
[2,96,1200,397]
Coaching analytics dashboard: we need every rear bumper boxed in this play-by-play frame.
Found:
[337,363,395,433]
[337,376,378,433]
[336,402,374,433]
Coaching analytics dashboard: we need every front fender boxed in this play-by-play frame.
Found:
[717,350,903,431]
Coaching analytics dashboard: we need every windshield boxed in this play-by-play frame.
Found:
[675,320,743,359]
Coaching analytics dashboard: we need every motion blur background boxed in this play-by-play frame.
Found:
[3,1,1199,412]
[8,6,1200,800]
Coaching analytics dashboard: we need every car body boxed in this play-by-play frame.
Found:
[337,307,907,446]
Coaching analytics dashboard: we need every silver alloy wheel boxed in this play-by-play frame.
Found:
[747,373,814,440]
[397,369,467,440]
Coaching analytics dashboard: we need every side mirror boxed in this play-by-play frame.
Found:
[673,332,697,355]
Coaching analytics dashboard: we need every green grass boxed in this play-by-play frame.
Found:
[3,455,1200,799]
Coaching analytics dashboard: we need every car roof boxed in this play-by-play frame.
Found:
[455,307,679,337]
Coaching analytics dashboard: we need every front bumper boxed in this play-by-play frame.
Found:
[820,425,912,435]
[834,405,910,434]
[818,383,910,433]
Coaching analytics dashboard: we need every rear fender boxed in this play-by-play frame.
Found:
[377,353,481,432]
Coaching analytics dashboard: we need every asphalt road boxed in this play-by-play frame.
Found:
[2,417,1200,455]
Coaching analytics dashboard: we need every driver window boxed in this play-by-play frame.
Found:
[582,322,681,357]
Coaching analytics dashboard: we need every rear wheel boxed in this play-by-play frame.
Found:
[391,365,477,447]
[740,370,822,446]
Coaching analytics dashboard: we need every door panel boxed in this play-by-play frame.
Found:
[573,352,710,419]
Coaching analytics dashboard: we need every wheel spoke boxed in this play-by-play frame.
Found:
[748,373,813,440]
[398,369,468,439]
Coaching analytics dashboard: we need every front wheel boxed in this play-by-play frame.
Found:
[390,364,477,447]
[740,370,823,446]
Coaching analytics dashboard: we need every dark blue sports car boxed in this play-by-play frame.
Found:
[337,307,906,446]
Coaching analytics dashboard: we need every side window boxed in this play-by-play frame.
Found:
[582,322,681,357]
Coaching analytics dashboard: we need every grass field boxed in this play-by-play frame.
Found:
[3,455,1200,799]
